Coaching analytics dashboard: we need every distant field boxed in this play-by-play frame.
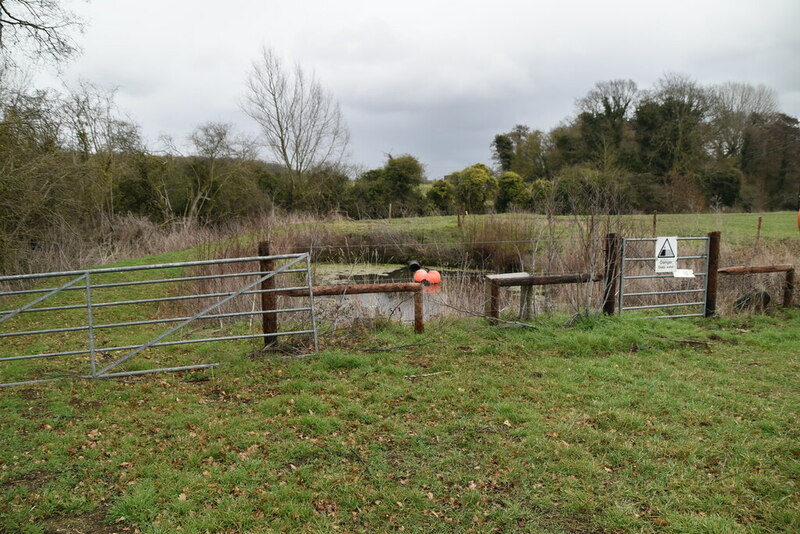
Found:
[274,211,799,278]
[288,211,799,245]
[624,211,799,244]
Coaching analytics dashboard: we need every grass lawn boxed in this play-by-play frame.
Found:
[2,310,799,533]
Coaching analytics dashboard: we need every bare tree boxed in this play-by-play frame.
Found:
[61,80,142,223]
[575,80,639,171]
[61,81,141,155]
[0,0,84,67]
[157,122,257,225]
[242,47,349,204]
[708,82,778,158]
[184,122,236,222]
[576,79,639,119]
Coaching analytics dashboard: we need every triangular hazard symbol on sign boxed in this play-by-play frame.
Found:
[658,240,675,258]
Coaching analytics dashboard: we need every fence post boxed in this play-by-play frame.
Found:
[705,231,721,317]
[258,241,277,347]
[603,233,620,315]
[785,268,795,308]
[755,216,763,247]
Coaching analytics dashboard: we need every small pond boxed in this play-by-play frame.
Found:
[308,263,571,324]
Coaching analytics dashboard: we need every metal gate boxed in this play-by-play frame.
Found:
[0,253,317,387]
[618,237,710,318]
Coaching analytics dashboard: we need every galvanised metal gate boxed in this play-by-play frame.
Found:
[618,237,710,319]
[0,253,317,387]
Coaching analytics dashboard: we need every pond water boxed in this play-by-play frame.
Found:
[308,264,553,324]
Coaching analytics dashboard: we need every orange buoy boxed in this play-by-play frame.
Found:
[426,270,442,284]
[413,269,428,283]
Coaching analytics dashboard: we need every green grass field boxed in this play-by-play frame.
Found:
[295,211,799,245]
[1,211,799,532]
[1,313,799,533]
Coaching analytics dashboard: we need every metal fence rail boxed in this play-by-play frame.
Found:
[618,237,710,319]
[0,253,317,387]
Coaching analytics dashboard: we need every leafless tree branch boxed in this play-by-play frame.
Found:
[0,0,84,68]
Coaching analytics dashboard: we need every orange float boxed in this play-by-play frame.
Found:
[413,269,428,283]
[426,270,442,284]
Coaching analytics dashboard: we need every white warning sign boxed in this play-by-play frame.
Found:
[655,236,678,273]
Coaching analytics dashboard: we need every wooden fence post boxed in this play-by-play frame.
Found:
[785,268,795,308]
[258,241,277,347]
[755,216,763,247]
[705,231,721,317]
[603,233,621,315]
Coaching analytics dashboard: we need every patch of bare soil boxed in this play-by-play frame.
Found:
[42,510,124,534]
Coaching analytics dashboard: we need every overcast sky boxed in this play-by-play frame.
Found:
[38,0,800,179]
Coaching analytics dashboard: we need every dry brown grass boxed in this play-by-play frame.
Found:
[30,211,793,326]
[716,240,799,315]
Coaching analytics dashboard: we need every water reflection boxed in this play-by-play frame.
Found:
[312,267,488,323]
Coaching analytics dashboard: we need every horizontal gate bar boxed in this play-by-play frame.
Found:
[0,377,70,388]
[97,363,220,379]
[622,289,705,297]
[623,255,706,262]
[0,364,222,388]
[623,237,709,242]
[0,254,307,283]
[0,307,313,339]
[622,273,707,280]
[621,301,704,311]
[0,269,308,297]
[0,285,313,316]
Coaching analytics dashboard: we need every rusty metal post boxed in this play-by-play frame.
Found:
[259,241,277,347]
[705,231,721,318]
[785,268,795,308]
[414,289,424,333]
[603,233,620,315]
